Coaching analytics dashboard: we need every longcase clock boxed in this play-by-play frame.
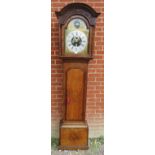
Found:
[55,3,100,150]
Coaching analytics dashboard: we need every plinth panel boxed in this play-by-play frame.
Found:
[59,121,88,150]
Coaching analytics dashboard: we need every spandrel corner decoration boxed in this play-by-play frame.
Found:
[55,3,100,150]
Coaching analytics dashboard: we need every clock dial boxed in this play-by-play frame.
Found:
[66,30,88,54]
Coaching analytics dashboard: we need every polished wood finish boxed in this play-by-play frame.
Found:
[59,60,89,150]
[55,3,100,59]
[63,60,88,121]
[55,3,100,26]
[66,69,84,121]
[59,121,88,150]
[56,3,100,150]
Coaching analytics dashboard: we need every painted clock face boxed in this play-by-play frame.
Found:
[66,30,88,54]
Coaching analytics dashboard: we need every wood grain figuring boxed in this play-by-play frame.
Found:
[59,121,88,150]
[60,128,88,147]
[66,69,84,121]
[63,61,88,121]
[54,3,101,149]
[56,3,100,59]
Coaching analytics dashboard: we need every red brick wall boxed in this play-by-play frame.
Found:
[51,0,104,138]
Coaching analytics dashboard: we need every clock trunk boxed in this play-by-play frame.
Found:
[63,60,88,121]
[59,60,89,150]
[66,68,84,121]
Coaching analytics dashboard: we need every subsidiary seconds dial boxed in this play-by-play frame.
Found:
[66,30,88,54]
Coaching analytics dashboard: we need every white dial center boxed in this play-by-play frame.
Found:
[66,30,87,54]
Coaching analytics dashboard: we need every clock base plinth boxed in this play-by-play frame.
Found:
[59,121,89,150]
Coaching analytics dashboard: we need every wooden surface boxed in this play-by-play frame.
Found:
[59,121,88,150]
[66,69,84,121]
[63,61,88,121]
[55,4,100,150]
[60,49,89,150]
[54,2,101,151]
[56,3,100,59]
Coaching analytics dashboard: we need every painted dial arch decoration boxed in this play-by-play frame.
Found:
[66,30,88,54]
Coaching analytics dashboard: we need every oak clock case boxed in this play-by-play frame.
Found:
[55,3,100,150]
